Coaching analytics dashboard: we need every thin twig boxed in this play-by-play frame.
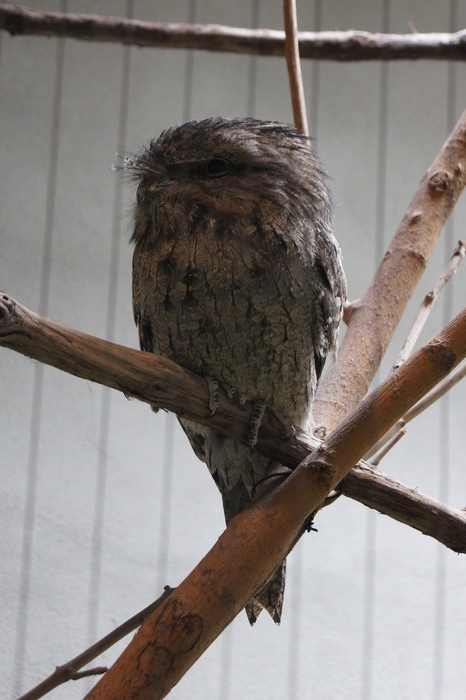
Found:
[70,667,107,680]
[18,586,174,700]
[365,357,466,460]
[393,239,466,371]
[283,0,308,135]
[366,239,466,461]
[370,427,407,466]
[1,5,466,61]
[404,357,466,421]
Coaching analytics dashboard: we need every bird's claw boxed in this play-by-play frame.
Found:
[249,399,266,451]
[207,376,219,415]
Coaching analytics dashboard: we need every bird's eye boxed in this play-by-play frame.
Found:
[204,158,232,177]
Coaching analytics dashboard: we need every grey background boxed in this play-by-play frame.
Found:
[1,1,466,698]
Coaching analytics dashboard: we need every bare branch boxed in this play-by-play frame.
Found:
[83,306,466,700]
[283,0,308,135]
[405,357,466,420]
[1,292,466,550]
[0,292,307,467]
[369,427,406,465]
[1,5,466,61]
[341,461,466,548]
[393,239,466,370]
[314,106,466,431]
[70,668,107,680]
[18,587,173,700]
[365,358,466,460]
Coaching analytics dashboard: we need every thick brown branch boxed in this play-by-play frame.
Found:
[1,293,465,551]
[314,106,466,429]
[83,305,466,700]
[1,5,466,61]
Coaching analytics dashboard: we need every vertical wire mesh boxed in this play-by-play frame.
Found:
[361,1,390,698]
[12,2,67,692]
[86,0,134,650]
[432,2,457,695]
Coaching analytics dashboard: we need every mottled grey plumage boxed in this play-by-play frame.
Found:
[127,117,346,624]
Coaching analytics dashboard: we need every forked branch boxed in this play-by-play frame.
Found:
[1,293,465,551]
[82,304,466,700]
[314,106,466,430]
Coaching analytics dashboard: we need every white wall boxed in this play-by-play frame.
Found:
[1,1,466,698]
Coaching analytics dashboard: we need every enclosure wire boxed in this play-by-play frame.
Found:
[12,1,67,695]
[85,0,134,655]
[432,3,457,696]
[361,2,391,699]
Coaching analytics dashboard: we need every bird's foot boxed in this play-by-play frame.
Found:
[249,399,266,450]
[272,410,296,440]
[206,376,219,415]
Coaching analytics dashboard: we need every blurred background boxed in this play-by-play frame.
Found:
[1,1,466,698]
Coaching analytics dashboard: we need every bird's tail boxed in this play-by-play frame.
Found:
[245,560,286,625]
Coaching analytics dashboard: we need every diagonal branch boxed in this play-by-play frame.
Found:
[393,238,466,370]
[314,105,466,431]
[17,587,174,700]
[365,357,466,461]
[83,304,466,700]
[1,5,466,61]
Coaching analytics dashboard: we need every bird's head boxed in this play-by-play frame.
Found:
[124,117,330,244]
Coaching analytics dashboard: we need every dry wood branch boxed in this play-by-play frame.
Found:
[314,106,466,430]
[82,306,466,700]
[341,462,466,541]
[1,292,465,550]
[393,239,466,370]
[0,292,307,465]
[18,587,174,700]
[1,5,466,61]
[405,357,466,420]
[283,0,308,135]
[370,428,406,465]
[366,357,466,460]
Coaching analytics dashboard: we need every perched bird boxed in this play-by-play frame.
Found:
[127,117,346,624]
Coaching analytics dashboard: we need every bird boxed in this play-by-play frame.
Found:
[126,116,346,624]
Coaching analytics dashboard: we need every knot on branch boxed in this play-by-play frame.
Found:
[305,446,336,491]
[427,338,457,374]
[428,169,453,194]
[0,292,16,327]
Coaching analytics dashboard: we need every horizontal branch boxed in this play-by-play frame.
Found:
[1,4,466,61]
[1,292,465,553]
[0,292,306,464]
